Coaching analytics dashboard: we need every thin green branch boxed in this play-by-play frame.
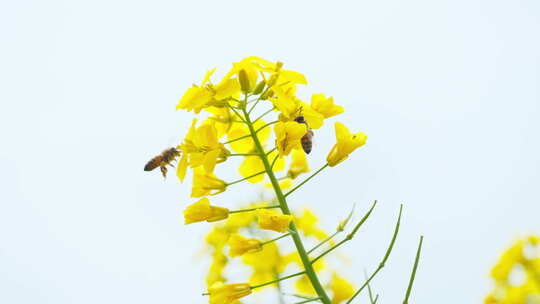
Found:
[248,86,271,114]
[253,106,276,123]
[266,147,277,156]
[403,235,424,304]
[270,152,280,170]
[308,231,339,255]
[229,153,260,157]
[309,204,356,254]
[294,297,322,304]
[255,120,278,134]
[228,205,281,214]
[250,271,305,290]
[311,200,377,264]
[284,164,329,198]
[227,104,246,123]
[224,134,250,145]
[226,170,265,186]
[365,270,377,304]
[261,233,292,246]
[345,204,403,304]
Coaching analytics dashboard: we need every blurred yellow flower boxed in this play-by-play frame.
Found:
[295,275,317,296]
[486,235,540,304]
[242,242,283,286]
[326,122,367,167]
[257,209,293,233]
[296,209,328,240]
[206,251,228,286]
[329,273,355,304]
[288,149,310,179]
[184,198,229,224]
[208,282,251,304]
[228,234,263,257]
[274,121,307,156]
[192,168,227,197]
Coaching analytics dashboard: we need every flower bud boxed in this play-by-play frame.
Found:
[252,80,266,95]
[238,69,252,93]
[228,234,262,257]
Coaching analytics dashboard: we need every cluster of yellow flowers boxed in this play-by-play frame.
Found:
[154,56,422,304]
[485,235,540,304]
[203,202,354,303]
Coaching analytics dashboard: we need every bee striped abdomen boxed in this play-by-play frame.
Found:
[294,115,314,154]
[301,130,314,154]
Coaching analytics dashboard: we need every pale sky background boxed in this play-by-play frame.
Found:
[1,0,539,303]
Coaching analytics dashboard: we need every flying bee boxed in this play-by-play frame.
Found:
[294,116,314,154]
[144,147,181,178]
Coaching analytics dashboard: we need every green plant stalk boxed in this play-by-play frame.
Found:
[250,271,305,290]
[346,205,403,304]
[240,104,332,304]
[403,235,424,304]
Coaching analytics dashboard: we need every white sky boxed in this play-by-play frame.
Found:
[1,0,539,303]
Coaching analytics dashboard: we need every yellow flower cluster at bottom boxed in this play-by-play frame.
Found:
[485,235,540,304]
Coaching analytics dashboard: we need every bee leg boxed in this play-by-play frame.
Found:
[160,166,168,178]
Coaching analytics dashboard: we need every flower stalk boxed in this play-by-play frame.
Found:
[241,103,332,304]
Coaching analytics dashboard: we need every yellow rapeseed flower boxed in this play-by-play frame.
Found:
[311,93,344,119]
[227,120,271,153]
[192,168,227,197]
[326,122,367,167]
[184,198,229,224]
[274,121,307,156]
[329,273,355,304]
[204,107,242,139]
[177,68,241,113]
[265,177,294,190]
[288,149,310,179]
[491,240,525,282]
[296,209,328,240]
[239,156,265,184]
[485,235,540,304]
[206,250,228,286]
[257,209,293,233]
[295,275,317,296]
[208,282,252,304]
[228,234,263,257]
[242,242,283,286]
[239,150,284,184]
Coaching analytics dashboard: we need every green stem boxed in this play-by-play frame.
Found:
[266,147,277,155]
[261,233,291,246]
[240,101,332,304]
[255,120,278,133]
[365,270,377,304]
[294,298,322,304]
[227,104,246,123]
[248,86,270,114]
[403,235,424,304]
[228,205,281,214]
[284,164,329,198]
[229,153,261,157]
[307,231,340,255]
[226,170,265,186]
[311,200,377,264]
[253,106,276,123]
[346,205,403,304]
[250,271,305,290]
[224,134,250,145]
